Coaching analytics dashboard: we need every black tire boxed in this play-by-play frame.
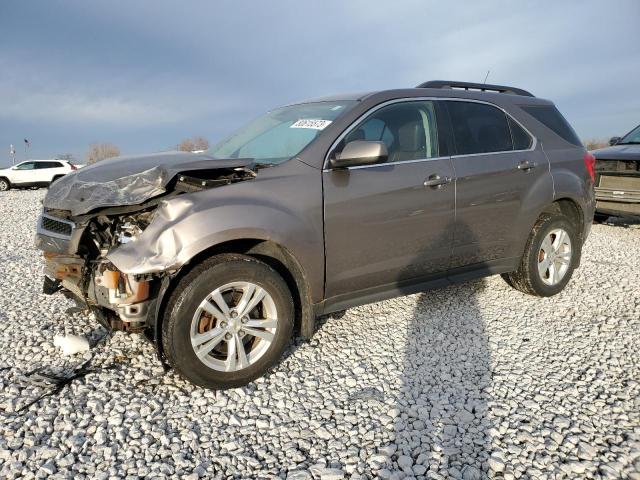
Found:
[502,213,580,297]
[162,253,294,389]
[49,175,64,187]
[0,178,10,191]
[593,213,609,224]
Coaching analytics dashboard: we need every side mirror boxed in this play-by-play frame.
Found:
[330,140,388,169]
[609,136,621,146]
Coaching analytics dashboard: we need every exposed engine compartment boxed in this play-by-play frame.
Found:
[39,165,259,333]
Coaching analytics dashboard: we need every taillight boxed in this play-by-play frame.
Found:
[583,152,596,182]
[70,164,77,171]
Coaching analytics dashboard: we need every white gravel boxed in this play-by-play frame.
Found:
[0,188,639,479]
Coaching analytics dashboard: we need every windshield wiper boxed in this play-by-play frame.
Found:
[617,141,640,145]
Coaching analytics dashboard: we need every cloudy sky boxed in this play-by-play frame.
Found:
[1,0,638,164]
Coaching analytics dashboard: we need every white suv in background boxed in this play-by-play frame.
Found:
[0,160,77,191]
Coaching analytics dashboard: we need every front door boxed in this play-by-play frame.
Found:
[323,100,455,299]
[11,162,37,184]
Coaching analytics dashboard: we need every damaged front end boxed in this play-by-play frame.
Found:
[39,206,160,332]
[36,154,257,335]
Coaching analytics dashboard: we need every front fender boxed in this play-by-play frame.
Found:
[107,189,324,301]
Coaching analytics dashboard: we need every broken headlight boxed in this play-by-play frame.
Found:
[115,210,156,245]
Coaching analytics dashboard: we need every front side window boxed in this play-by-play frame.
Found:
[209,101,356,165]
[447,101,513,155]
[15,162,35,170]
[338,101,440,162]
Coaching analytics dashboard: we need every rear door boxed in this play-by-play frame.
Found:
[34,162,54,182]
[37,161,64,182]
[323,100,455,298]
[443,100,548,268]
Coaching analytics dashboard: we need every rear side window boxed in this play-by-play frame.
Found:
[521,105,581,146]
[35,162,63,169]
[508,117,533,150]
[446,101,513,155]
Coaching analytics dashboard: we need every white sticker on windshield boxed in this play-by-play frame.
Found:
[290,119,332,130]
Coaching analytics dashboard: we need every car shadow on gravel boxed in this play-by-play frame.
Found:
[394,283,493,479]
[391,222,495,479]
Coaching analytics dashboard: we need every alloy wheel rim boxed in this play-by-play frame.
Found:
[190,281,278,372]
[537,228,572,286]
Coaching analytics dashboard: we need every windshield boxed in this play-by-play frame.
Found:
[209,101,356,164]
[620,124,640,144]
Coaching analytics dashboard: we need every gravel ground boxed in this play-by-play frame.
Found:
[0,188,638,479]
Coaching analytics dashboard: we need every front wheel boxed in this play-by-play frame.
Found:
[162,253,294,389]
[502,213,580,297]
[0,178,10,191]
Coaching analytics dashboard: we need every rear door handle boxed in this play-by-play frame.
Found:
[517,160,537,171]
[423,175,452,188]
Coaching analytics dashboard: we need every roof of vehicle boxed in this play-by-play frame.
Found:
[294,80,553,107]
[17,159,71,163]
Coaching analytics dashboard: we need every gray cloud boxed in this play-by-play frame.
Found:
[1,0,639,162]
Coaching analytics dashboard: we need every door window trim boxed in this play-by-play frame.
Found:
[323,97,537,171]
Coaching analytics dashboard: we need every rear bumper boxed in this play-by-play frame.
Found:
[595,173,640,216]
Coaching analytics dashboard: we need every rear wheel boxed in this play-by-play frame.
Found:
[162,253,294,389]
[0,178,10,191]
[502,213,580,297]
[49,175,64,187]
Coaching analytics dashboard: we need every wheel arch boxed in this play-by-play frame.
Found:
[511,197,586,271]
[541,197,585,241]
[151,238,315,363]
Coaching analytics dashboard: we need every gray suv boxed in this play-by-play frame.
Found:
[36,80,595,389]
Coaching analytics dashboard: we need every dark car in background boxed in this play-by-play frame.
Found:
[592,124,640,221]
[35,80,595,389]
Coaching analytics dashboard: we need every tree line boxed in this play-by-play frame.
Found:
[83,136,210,165]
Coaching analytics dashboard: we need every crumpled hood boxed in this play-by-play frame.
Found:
[592,144,640,161]
[44,151,254,216]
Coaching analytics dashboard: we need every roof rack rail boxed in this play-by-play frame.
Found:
[417,80,534,97]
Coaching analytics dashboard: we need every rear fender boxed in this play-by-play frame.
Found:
[508,170,554,259]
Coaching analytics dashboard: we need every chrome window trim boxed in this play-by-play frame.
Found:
[37,212,75,240]
[322,96,537,171]
[341,155,451,171]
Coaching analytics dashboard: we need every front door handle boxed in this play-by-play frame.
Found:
[517,160,538,171]
[423,174,452,188]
